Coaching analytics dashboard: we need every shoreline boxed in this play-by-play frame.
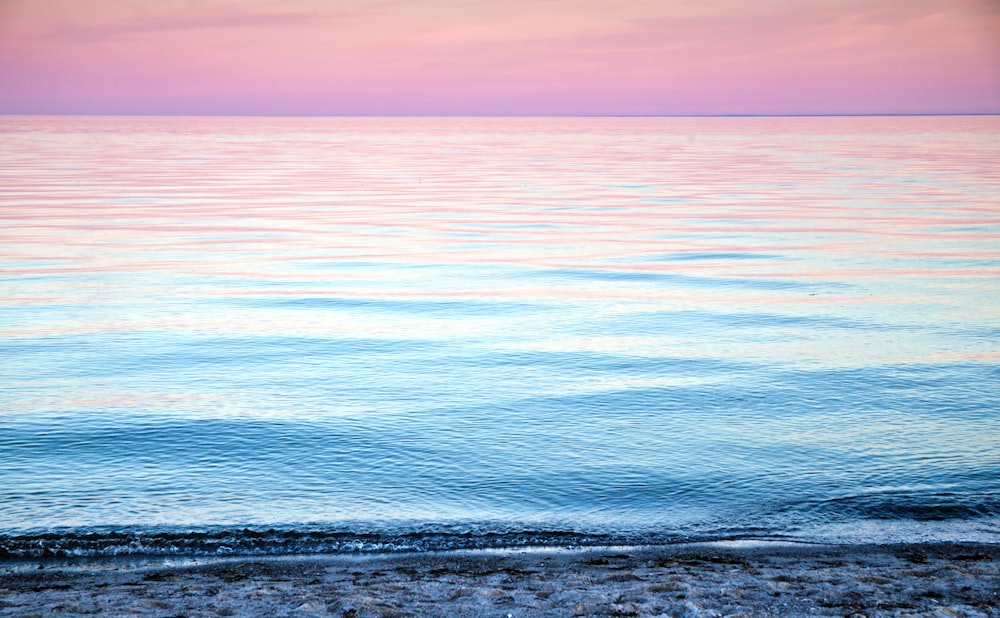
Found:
[2,542,998,616]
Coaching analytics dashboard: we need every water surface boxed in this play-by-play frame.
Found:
[1,116,998,556]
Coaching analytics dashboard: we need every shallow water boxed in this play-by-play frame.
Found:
[1,115,998,556]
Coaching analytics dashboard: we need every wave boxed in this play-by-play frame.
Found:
[0,524,787,560]
[5,512,1000,559]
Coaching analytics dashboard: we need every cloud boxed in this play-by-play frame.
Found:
[38,3,345,42]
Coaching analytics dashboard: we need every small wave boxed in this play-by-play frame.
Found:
[0,525,780,560]
[801,491,1000,521]
[3,515,999,560]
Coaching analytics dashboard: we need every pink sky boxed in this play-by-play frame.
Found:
[1,0,998,115]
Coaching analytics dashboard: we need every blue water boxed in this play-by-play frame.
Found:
[1,115,999,557]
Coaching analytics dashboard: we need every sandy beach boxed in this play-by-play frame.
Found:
[1,543,997,617]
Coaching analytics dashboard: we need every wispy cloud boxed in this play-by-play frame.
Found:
[38,3,345,42]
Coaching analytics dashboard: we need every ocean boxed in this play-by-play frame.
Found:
[1,115,998,558]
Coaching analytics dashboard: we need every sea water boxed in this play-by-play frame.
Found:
[1,115,998,557]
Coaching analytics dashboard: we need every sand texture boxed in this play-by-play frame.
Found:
[1,543,998,617]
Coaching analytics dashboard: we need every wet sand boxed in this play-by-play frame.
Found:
[1,543,997,617]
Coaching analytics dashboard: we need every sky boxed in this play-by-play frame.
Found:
[0,0,998,116]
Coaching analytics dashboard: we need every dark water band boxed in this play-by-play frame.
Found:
[1,526,795,559]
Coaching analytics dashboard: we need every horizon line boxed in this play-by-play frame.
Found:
[2,112,999,119]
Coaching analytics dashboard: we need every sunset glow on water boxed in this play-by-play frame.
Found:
[1,115,998,555]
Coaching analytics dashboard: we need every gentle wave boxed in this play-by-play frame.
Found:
[0,527,676,559]
[5,504,1000,560]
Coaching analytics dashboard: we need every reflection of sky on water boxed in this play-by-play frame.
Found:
[2,116,998,367]
[0,116,997,536]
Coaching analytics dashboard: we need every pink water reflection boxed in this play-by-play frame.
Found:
[2,115,998,312]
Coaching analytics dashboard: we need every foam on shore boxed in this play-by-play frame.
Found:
[2,542,997,616]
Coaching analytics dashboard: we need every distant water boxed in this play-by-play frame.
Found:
[1,115,998,558]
